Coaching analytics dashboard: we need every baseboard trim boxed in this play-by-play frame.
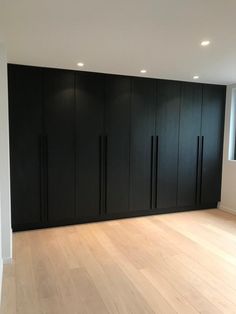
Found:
[219,204,236,215]
[3,257,13,264]
[0,257,3,304]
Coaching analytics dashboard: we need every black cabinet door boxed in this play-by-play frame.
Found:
[8,65,43,227]
[156,80,181,209]
[200,84,226,205]
[76,72,105,218]
[177,83,202,207]
[44,69,76,222]
[105,75,131,214]
[130,78,156,211]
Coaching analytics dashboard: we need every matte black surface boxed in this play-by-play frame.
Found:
[200,84,226,204]
[130,77,156,211]
[12,203,217,232]
[8,65,44,227]
[76,72,105,218]
[156,80,181,209]
[8,64,226,231]
[44,69,76,222]
[105,75,131,214]
[178,83,202,207]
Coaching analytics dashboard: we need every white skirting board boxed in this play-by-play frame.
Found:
[218,203,236,215]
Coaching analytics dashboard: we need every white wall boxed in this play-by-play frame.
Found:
[0,43,12,300]
[0,194,2,301]
[220,84,236,214]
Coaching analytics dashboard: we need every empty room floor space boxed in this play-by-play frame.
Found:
[1,209,236,314]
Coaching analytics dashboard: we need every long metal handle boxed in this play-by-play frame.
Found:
[99,135,103,215]
[43,135,49,221]
[38,134,48,222]
[195,136,200,204]
[150,136,155,209]
[199,136,204,204]
[103,135,108,213]
[39,135,44,222]
[155,135,159,209]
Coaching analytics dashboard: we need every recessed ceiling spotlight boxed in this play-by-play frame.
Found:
[77,62,84,67]
[140,69,147,73]
[193,75,199,80]
[201,40,210,47]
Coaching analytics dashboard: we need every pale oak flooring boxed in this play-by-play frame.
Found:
[1,209,236,314]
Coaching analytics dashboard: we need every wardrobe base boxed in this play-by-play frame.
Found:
[13,203,217,232]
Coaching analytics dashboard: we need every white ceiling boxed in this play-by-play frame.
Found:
[1,0,236,85]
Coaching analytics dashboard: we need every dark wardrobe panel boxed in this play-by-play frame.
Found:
[130,78,156,211]
[44,69,76,222]
[76,72,105,218]
[8,64,226,231]
[105,75,131,214]
[8,65,43,227]
[177,83,202,207]
[200,84,226,205]
[156,80,181,209]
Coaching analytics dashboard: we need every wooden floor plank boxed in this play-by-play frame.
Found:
[1,209,236,314]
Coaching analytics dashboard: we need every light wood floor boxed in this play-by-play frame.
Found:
[1,209,236,314]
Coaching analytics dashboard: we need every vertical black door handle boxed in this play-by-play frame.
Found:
[150,136,155,209]
[39,135,44,222]
[43,135,49,221]
[103,135,108,214]
[195,136,200,204]
[155,135,159,209]
[99,135,103,215]
[199,136,204,204]
[39,134,48,222]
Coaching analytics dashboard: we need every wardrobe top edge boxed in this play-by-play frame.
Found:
[7,63,226,88]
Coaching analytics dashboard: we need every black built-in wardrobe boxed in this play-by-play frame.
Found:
[8,64,226,231]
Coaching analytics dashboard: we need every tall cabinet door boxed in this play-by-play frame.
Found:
[44,69,76,222]
[8,65,43,228]
[156,80,181,209]
[130,78,156,211]
[105,75,131,214]
[177,83,202,207]
[76,72,105,218]
[200,84,226,205]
